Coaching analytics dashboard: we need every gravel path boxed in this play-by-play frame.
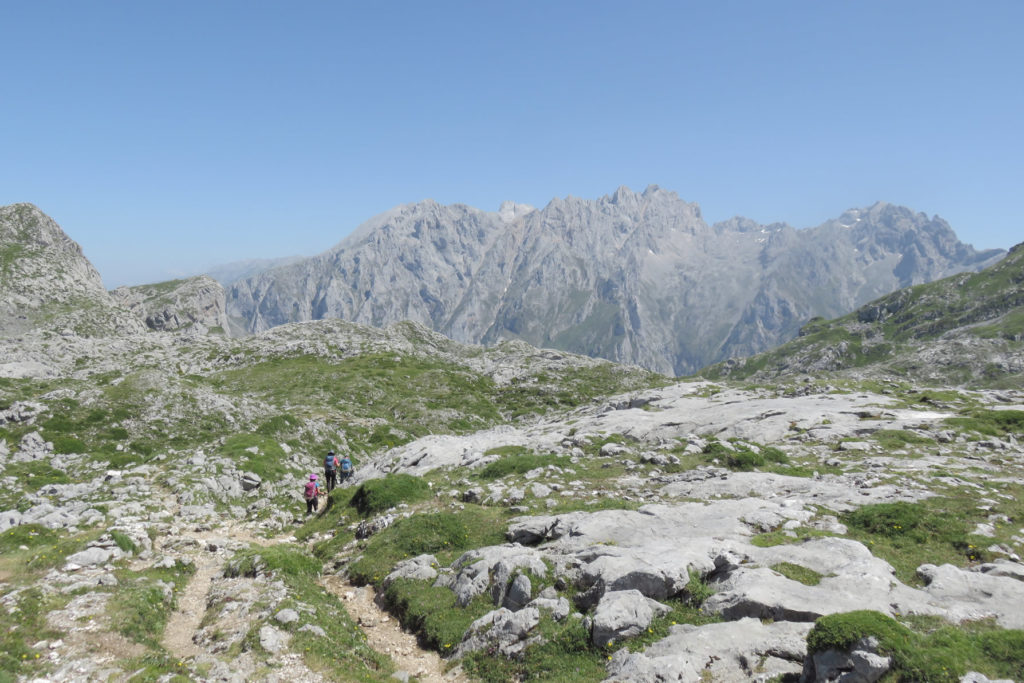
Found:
[322,575,471,683]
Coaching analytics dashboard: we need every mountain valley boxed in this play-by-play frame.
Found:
[1,202,1022,682]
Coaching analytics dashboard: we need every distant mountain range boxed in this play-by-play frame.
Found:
[223,186,1004,375]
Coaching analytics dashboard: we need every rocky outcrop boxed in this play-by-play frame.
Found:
[226,189,1003,374]
[0,203,145,338]
[111,275,230,333]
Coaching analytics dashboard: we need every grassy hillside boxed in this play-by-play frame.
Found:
[701,242,1024,387]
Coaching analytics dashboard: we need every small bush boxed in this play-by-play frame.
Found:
[703,441,788,471]
[349,474,431,516]
[807,610,912,654]
[110,530,138,554]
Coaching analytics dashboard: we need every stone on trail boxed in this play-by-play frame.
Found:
[258,625,291,654]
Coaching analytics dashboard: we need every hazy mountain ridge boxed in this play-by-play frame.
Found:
[226,187,1004,375]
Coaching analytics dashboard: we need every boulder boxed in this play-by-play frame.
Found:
[240,471,262,491]
[606,617,809,682]
[453,607,541,659]
[0,509,22,532]
[274,609,300,624]
[435,545,547,607]
[802,636,890,683]
[591,589,669,647]
[917,563,1024,628]
[502,574,532,611]
[258,625,291,654]
[65,547,114,568]
[526,596,571,621]
[383,554,439,588]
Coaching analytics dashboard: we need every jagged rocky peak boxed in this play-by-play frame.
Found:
[224,189,1006,376]
[0,203,145,338]
[498,200,536,223]
[110,275,230,334]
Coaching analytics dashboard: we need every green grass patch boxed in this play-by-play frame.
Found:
[944,409,1024,438]
[349,474,432,516]
[0,587,64,680]
[383,578,492,653]
[224,545,321,580]
[115,654,192,682]
[346,508,507,585]
[109,561,196,648]
[842,499,993,583]
[478,448,569,480]
[750,527,837,548]
[871,429,935,451]
[771,562,824,586]
[703,440,788,471]
[462,615,608,683]
[808,610,1024,682]
[2,461,71,488]
[223,545,391,681]
[219,433,292,480]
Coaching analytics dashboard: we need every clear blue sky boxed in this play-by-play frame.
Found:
[2,1,1021,287]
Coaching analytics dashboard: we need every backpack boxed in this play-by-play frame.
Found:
[324,454,337,471]
[303,481,317,500]
[340,457,352,472]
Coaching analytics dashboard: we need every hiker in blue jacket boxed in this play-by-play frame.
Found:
[339,453,354,483]
[323,451,340,491]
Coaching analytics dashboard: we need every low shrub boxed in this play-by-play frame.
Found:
[703,441,788,471]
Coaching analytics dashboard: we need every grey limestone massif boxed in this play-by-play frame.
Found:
[225,188,1004,374]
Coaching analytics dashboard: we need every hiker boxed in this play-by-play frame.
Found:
[323,450,340,491]
[304,474,320,515]
[339,453,354,483]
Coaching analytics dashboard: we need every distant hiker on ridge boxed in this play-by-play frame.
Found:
[324,450,340,491]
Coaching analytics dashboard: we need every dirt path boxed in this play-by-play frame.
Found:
[159,513,276,660]
[156,500,469,681]
[161,553,221,658]
[322,576,471,683]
